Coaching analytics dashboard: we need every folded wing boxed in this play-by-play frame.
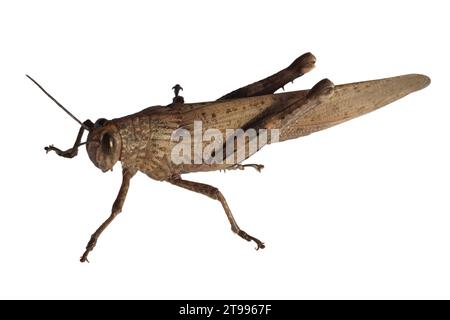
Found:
[279,74,430,141]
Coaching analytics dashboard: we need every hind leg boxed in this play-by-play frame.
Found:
[221,164,264,173]
[218,52,316,100]
[255,78,335,130]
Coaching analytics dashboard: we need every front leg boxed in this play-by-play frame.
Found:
[45,120,93,158]
[168,175,265,250]
[80,167,136,262]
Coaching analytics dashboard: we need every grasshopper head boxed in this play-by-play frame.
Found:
[86,118,122,172]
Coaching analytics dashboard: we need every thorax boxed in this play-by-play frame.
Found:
[112,109,182,180]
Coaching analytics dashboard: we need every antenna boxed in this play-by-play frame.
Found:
[26,75,91,130]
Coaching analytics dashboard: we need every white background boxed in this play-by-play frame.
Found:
[1,0,448,299]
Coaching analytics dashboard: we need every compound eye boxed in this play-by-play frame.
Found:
[101,132,114,154]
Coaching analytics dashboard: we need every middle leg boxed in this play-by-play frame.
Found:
[168,175,265,249]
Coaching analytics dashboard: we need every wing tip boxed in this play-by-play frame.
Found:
[408,74,431,91]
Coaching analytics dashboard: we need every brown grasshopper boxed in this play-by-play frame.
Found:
[27,52,430,262]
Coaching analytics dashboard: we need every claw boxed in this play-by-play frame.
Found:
[255,241,265,250]
[80,248,92,263]
[238,230,265,250]
[253,164,264,172]
[80,256,90,263]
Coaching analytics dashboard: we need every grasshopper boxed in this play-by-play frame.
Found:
[28,52,430,262]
